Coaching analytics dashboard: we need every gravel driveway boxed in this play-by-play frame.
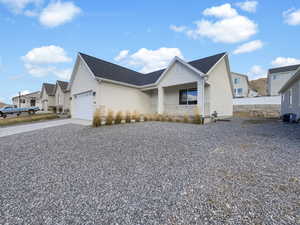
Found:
[0,120,299,224]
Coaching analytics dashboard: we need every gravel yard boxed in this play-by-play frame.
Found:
[0,120,300,224]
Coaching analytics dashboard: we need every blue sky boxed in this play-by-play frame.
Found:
[0,0,300,103]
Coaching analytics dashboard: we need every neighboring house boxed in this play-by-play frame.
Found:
[54,80,70,113]
[68,52,233,120]
[231,72,258,98]
[268,64,300,96]
[231,72,250,98]
[12,91,41,108]
[279,67,300,120]
[41,83,55,112]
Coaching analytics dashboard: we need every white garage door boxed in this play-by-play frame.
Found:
[73,91,93,120]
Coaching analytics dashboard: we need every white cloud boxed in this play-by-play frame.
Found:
[114,50,129,61]
[24,64,71,79]
[271,57,300,67]
[0,0,42,14]
[283,8,300,26]
[39,1,81,27]
[203,3,238,18]
[233,40,263,54]
[22,45,71,64]
[247,65,267,79]
[236,1,258,13]
[187,15,257,43]
[53,68,72,80]
[170,25,187,32]
[116,47,183,73]
[172,3,258,44]
[22,45,72,79]
[24,64,56,77]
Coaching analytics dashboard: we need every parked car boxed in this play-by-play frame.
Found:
[0,106,40,118]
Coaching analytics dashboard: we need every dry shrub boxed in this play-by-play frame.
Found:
[125,111,131,123]
[143,114,148,122]
[92,108,102,127]
[133,110,141,122]
[168,115,174,122]
[106,109,114,125]
[183,113,189,123]
[115,111,123,124]
[161,114,167,122]
[175,117,182,123]
[193,107,202,124]
[148,114,154,121]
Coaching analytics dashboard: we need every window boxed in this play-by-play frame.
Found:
[30,99,36,107]
[234,78,240,84]
[179,89,197,105]
[19,99,25,104]
[273,75,277,80]
[289,89,293,105]
[237,88,243,95]
[234,88,243,96]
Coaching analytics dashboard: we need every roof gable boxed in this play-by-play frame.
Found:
[42,83,55,96]
[279,67,300,93]
[79,52,226,87]
[57,80,69,93]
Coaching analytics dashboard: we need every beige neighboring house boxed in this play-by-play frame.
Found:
[41,83,55,112]
[12,91,41,108]
[54,80,70,113]
[279,67,300,120]
[268,64,300,96]
[68,52,233,120]
[231,72,258,98]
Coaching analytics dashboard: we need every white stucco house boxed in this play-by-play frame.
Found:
[41,83,55,112]
[279,67,300,120]
[68,52,234,120]
[12,91,41,108]
[54,80,70,113]
[268,64,300,96]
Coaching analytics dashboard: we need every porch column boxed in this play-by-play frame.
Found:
[197,80,205,116]
[157,86,164,114]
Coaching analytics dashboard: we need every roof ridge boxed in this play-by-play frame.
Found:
[79,52,143,75]
[188,52,227,64]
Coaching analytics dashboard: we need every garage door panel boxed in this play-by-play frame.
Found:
[73,91,93,120]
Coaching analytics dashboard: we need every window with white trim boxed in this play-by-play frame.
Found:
[179,88,197,105]
[234,78,240,84]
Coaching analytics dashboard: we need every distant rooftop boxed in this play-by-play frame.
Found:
[269,64,300,74]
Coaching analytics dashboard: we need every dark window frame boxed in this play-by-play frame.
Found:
[179,88,197,105]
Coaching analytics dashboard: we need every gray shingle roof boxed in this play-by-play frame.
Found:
[269,64,300,74]
[43,83,56,96]
[79,52,226,86]
[57,80,69,93]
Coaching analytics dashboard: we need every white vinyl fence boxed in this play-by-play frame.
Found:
[233,96,281,105]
